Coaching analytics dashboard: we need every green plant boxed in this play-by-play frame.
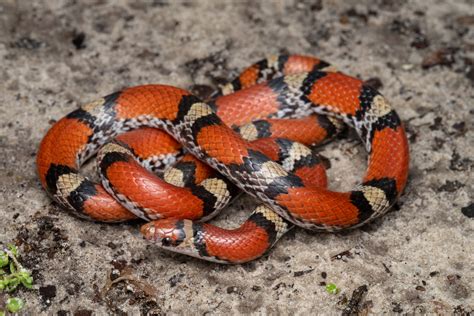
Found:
[325,282,339,295]
[0,245,33,292]
[5,298,24,313]
[0,244,32,313]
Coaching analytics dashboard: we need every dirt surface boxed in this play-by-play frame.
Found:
[0,0,473,314]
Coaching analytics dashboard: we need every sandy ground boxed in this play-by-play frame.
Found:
[0,0,473,314]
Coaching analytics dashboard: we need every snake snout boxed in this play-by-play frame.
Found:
[140,219,187,247]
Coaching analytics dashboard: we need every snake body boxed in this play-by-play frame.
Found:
[37,55,409,263]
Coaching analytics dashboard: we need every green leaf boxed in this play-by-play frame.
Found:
[6,278,20,292]
[0,251,8,268]
[325,283,339,295]
[6,297,25,313]
[20,274,33,289]
[9,261,16,274]
[7,244,18,257]
[0,310,5,316]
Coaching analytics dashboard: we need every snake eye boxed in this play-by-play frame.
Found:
[162,237,172,247]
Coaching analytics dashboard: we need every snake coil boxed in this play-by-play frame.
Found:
[37,55,409,263]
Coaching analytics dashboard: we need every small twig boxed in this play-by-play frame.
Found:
[101,267,158,299]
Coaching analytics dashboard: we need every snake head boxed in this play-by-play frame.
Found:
[141,219,226,262]
[141,219,188,248]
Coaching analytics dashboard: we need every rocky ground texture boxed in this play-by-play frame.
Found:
[0,0,473,314]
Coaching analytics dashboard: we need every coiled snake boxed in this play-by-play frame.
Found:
[37,55,409,263]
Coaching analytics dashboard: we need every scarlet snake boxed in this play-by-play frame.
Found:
[36,55,409,263]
